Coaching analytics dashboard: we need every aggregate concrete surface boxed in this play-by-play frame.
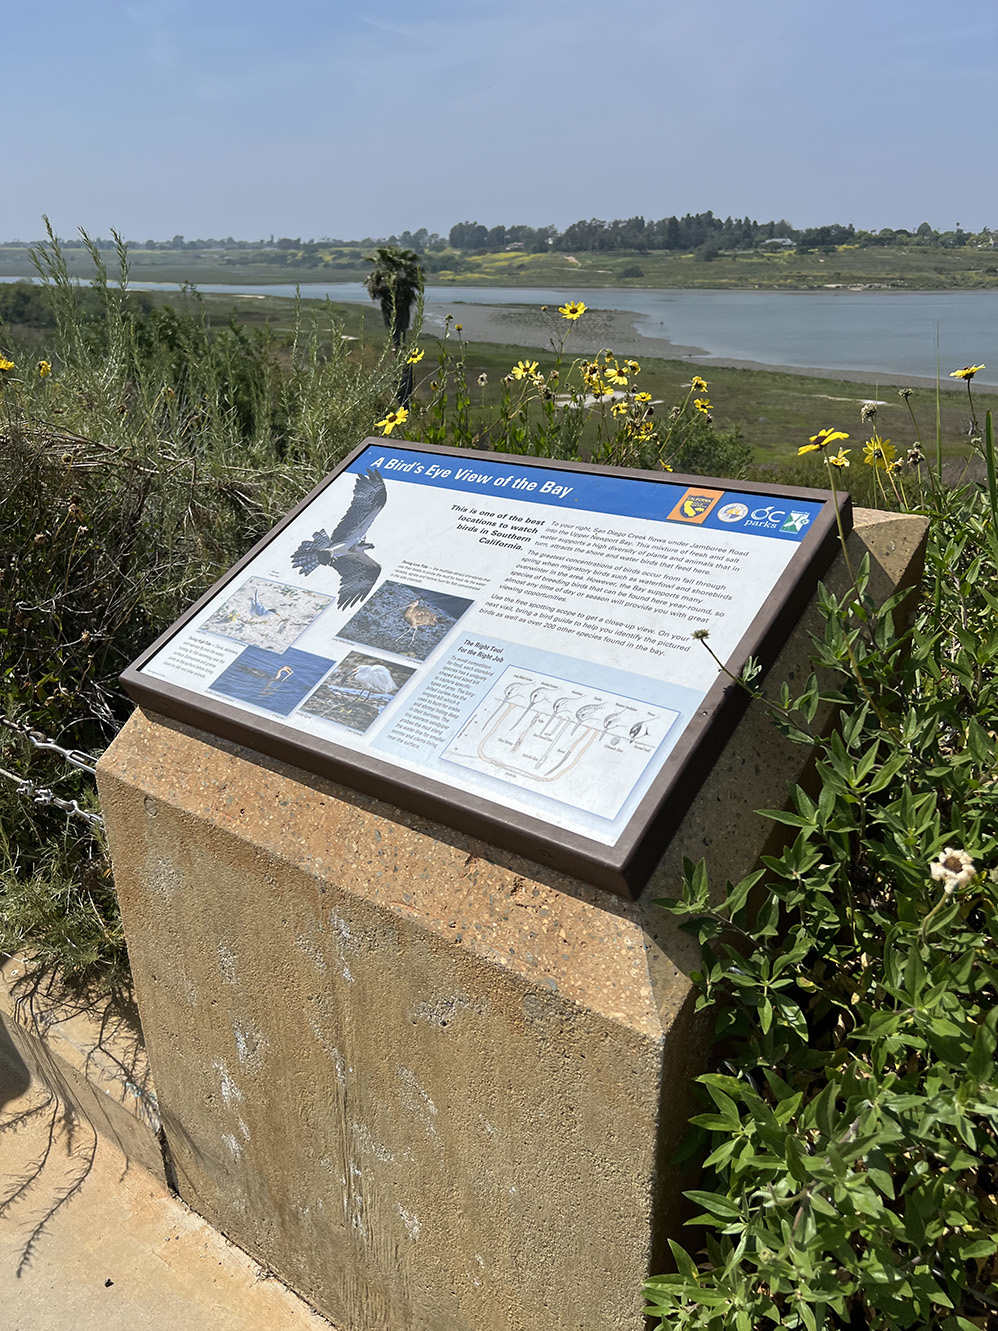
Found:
[0,1054,334,1331]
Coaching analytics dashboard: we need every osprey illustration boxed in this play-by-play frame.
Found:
[291,468,388,609]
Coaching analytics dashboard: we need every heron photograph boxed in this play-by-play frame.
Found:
[337,581,474,662]
[299,650,416,733]
[208,645,336,717]
[202,576,333,653]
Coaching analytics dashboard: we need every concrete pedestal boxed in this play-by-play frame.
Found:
[97,509,927,1331]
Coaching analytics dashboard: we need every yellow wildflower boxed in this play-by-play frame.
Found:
[511,360,540,380]
[827,448,851,468]
[798,428,850,456]
[610,401,628,417]
[0,356,14,372]
[455,324,463,332]
[693,398,711,414]
[604,365,628,386]
[635,391,653,403]
[37,359,52,378]
[558,300,587,320]
[950,364,984,381]
[625,359,640,375]
[406,348,424,364]
[374,406,409,436]
[691,375,708,392]
[863,435,896,470]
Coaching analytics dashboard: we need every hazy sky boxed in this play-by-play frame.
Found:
[4,0,996,242]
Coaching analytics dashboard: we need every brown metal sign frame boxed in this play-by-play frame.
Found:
[121,439,849,900]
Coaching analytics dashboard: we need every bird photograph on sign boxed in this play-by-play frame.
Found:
[291,467,388,609]
[299,650,416,733]
[202,577,333,652]
[337,581,474,662]
[209,645,336,717]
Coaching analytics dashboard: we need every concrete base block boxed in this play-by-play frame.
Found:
[96,508,927,1331]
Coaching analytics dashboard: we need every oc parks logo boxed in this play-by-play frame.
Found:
[744,503,813,533]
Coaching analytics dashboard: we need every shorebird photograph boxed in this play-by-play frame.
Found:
[336,581,474,662]
[210,645,334,716]
[300,650,416,734]
[395,599,441,650]
[203,577,332,652]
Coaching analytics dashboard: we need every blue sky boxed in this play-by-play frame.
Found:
[4,0,996,242]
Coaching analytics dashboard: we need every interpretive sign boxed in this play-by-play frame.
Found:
[121,439,849,898]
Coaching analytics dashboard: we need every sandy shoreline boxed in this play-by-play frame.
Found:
[420,301,705,360]
[418,300,969,392]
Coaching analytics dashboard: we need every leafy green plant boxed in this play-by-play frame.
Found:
[646,426,998,1329]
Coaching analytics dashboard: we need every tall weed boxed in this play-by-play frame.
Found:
[0,230,397,990]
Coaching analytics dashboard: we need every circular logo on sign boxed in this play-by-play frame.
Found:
[718,502,748,523]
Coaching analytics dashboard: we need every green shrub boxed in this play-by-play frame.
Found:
[646,431,998,1329]
[0,280,58,328]
[0,228,397,991]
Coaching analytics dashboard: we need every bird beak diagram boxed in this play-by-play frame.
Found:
[126,440,840,893]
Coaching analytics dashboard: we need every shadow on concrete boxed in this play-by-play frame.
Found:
[0,1012,32,1111]
[1,1009,101,1280]
[8,966,151,1099]
[0,968,148,1277]
[1,1084,98,1276]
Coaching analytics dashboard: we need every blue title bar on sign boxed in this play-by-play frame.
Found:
[349,445,822,542]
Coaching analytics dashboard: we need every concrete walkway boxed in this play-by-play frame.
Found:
[1,1027,334,1330]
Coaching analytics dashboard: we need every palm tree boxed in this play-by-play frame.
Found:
[363,246,423,349]
[364,246,424,409]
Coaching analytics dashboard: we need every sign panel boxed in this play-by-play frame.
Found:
[121,440,848,898]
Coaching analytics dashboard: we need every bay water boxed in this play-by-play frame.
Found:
[4,276,995,385]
